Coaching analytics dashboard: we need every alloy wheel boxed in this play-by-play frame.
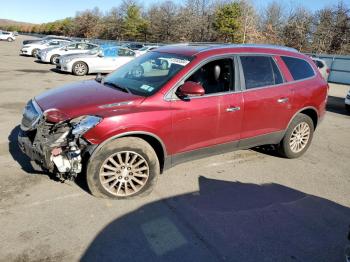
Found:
[99,151,150,197]
[289,122,310,153]
[74,63,87,75]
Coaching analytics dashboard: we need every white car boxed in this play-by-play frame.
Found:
[312,58,330,81]
[345,89,350,112]
[0,31,15,42]
[57,47,136,76]
[134,45,159,56]
[20,39,72,57]
[38,42,99,64]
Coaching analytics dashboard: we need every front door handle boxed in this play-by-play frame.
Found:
[226,106,241,112]
[277,97,289,103]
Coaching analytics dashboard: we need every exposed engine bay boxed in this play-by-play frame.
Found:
[18,100,100,181]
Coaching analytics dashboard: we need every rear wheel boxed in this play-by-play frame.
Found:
[7,37,13,42]
[50,54,60,64]
[32,48,39,57]
[278,113,314,158]
[87,137,160,199]
[346,104,350,113]
[72,61,88,76]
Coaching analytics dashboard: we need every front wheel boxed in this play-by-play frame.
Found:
[87,137,160,199]
[32,48,39,57]
[7,38,13,42]
[50,54,60,64]
[345,104,350,113]
[278,113,314,158]
[72,61,88,76]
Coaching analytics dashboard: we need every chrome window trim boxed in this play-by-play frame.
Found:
[164,54,239,101]
[163,52,318,101]
[237,54,286,91]
[280,55,317,81]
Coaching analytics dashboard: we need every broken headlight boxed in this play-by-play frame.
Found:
[71,115,102,136]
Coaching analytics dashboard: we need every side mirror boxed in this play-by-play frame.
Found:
[176,81,205,100]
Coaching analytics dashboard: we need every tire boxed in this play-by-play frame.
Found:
[7,38,13,42]
[50,54,60,64]
[32,48,39,57]
[161,60,168,70]
[87,137,160,199]
[346,104,350,113]
[72,61,88,76]
[278,113,314,159]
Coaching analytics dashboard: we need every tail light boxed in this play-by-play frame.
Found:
[326,68,330,74]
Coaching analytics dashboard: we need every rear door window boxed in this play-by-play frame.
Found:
[240,56,283,89]
[281,56,315,80]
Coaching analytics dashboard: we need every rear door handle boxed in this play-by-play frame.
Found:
[277,98,289,103]
[226,106,241,112]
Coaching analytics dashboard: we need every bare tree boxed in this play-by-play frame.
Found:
[259,1,285,45]
[282,7,313,51]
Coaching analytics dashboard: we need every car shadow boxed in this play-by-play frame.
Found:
[8,126,44,174]
[327,95,350,116]
[34,59,49,64]
[81,176,350,262]
[251,145,282,158]
[8,126,94,188]
[49,68,69,74]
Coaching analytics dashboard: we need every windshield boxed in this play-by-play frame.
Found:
[103,51,192,96]
[139,46,149,51]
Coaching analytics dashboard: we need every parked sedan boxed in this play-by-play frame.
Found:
[312,58,330,81]
[122,43,144,50]
[38,42,99,64]
[20,39,72,57]
[23,35,71,45]
[0,31,16,42]
[57,47,136,76]
[134,45,159,56]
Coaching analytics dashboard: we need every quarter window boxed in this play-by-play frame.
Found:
[281,56,315,80]
[240,56,283,89]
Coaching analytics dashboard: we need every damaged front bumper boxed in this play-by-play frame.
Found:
[18,100,100,180]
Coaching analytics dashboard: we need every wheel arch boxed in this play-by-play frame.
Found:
[287,107,319,130]
[50,54,60,59]
[89,131,167,173]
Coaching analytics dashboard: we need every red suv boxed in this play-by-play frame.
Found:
[18,44,328,199]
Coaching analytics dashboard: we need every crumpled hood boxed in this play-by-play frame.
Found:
[35,80,144,122]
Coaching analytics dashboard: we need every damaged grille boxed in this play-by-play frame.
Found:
[21,100,42,131]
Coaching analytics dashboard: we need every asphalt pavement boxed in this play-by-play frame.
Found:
[0,36,349,262]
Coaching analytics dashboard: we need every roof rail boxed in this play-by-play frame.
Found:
[169,42,298,53]
[226,44,299,53]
